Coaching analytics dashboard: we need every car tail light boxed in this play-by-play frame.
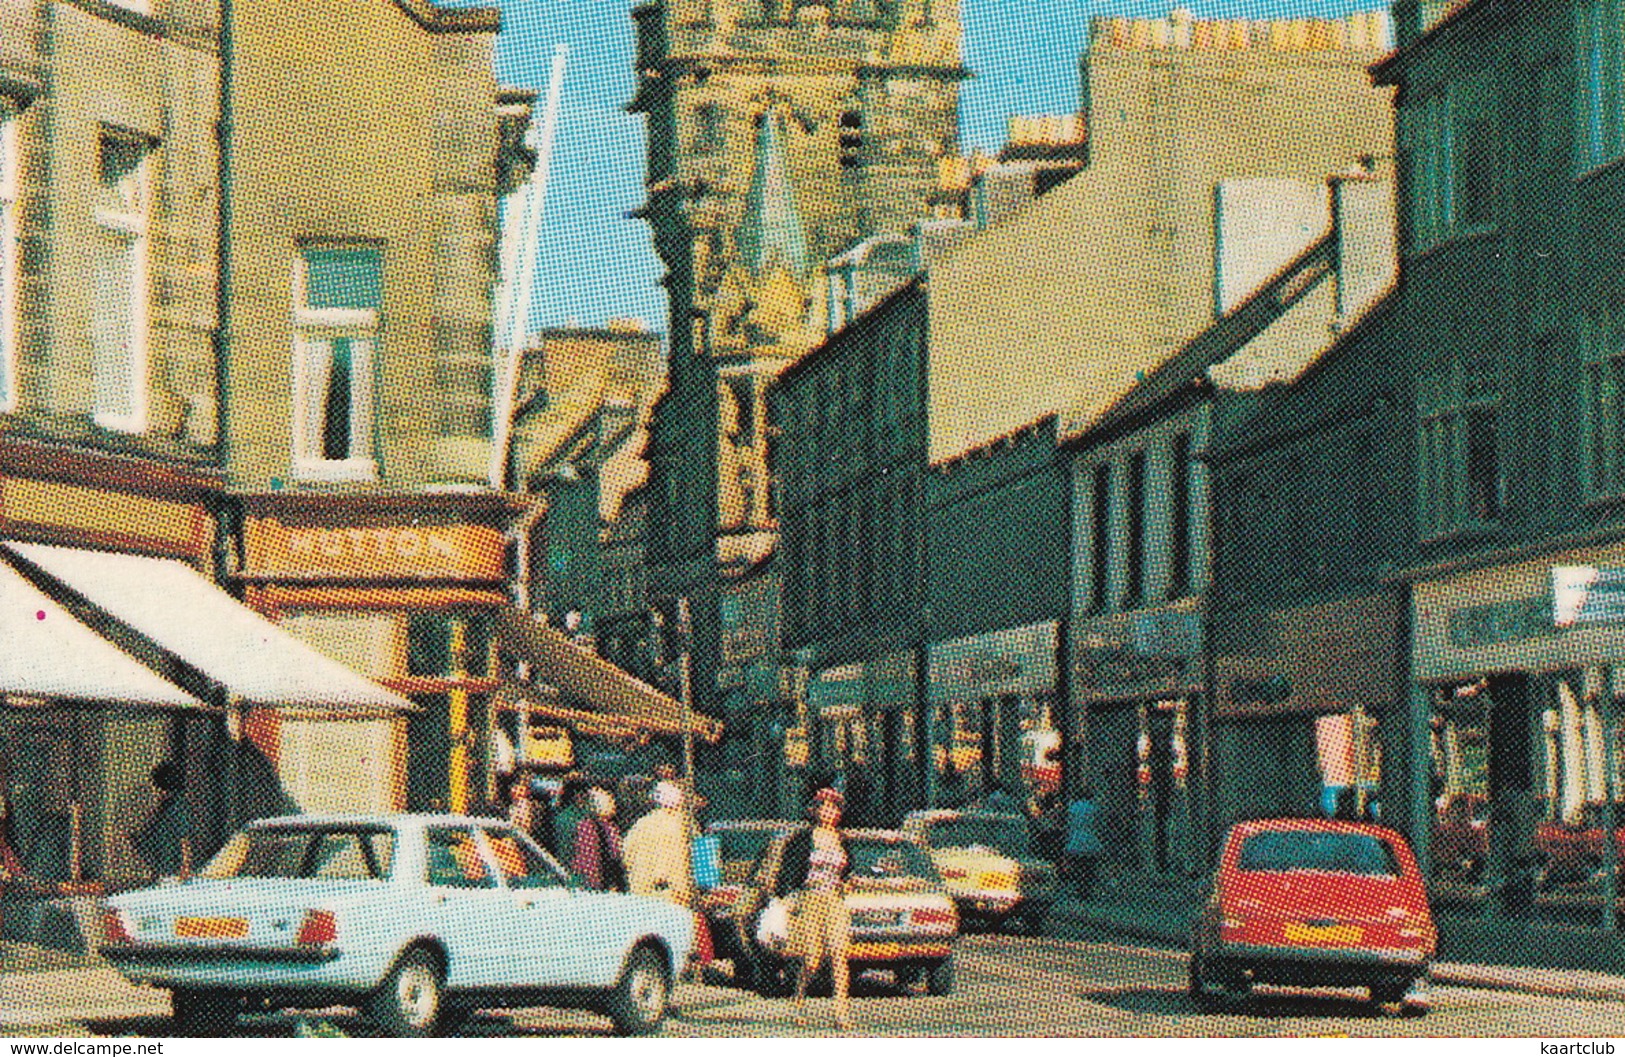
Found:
[296,910,338,947]
[941,868,967,880]
[103,910,133,945]
[911,908,957,930]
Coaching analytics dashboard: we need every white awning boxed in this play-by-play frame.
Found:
[6,543,412,711]
[0,560,202,708]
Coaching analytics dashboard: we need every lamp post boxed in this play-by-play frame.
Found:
[677,597,696,794]
[448,618,471,814]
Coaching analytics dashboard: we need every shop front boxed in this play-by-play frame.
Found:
[867,650,920,826]
[718,564,786,818]
[927,622,1062,812]
[1213,592,1403,848]
[1073,603,1201,877]
[1,444,411,950]
[1412,540,1625,928]
[0,440,224,938]
[808,662,867,789]
[234,494,519,814]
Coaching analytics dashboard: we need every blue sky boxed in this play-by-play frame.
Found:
[471,0,1393,335]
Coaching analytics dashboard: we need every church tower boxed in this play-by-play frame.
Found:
[629,0,966,709]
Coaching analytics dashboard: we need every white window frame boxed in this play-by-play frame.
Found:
[91,132,150,435]
[0,101,19,414]
[291,247,379,481]
[1404,77,1498,253]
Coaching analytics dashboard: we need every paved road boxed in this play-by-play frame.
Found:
[13,934,1625,1037]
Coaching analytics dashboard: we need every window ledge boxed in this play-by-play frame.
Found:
[1406,223,1499,262]
[1581,491,1625,514]
[93,412,146,435]
[1418,521,1502,547]
[1576,152,1625,187]
[293,457,378,483]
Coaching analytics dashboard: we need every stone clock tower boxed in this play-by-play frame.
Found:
[629,0,965,711]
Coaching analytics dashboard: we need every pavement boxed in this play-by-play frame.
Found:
[8,886,1625,1031]
[12,934,1625,1038]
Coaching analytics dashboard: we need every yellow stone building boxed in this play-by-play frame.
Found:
[926,9,1397,461]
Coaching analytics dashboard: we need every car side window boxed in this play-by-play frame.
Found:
[480,827,567,890]
[425,827,495,889]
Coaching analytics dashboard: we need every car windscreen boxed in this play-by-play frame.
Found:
[1236,830,1399,877]
[926,817,1033,859]
[850,839,940,884]
[200,827,395,881]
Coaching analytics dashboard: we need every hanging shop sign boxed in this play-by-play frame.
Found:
[927,622,1057,705]
[1552,566,1625,628]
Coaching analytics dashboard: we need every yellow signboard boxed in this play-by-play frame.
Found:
[1,478,200,554]
[245,518,506,582]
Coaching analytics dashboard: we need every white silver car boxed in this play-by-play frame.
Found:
[100,814,694,1037]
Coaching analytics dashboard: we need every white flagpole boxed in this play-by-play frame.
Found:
[490,42,569,491]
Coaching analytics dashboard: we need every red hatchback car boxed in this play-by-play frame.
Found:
[1189,819,1435,1012]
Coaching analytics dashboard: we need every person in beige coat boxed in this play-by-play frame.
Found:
[623,780,692,905]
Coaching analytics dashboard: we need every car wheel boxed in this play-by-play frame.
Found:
[926,954,956,996]
[369,948,444,1038]
[171,988,239,1037]
[607,946,671,1037]
[753,955,795,997]
[435,1006,474,1037]
[1187,955,1219,1010]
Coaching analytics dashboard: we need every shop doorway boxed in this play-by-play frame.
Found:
[978,695,1025,797]
[1144,705,1177,874]
[1086,704,1142,871]
[3,721,76,881]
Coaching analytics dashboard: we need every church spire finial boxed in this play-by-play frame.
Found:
[737,106,811,283]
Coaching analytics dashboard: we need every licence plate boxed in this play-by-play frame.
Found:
[1283,922,1362,945]
[175,916,248,939]
[855,910,903,927]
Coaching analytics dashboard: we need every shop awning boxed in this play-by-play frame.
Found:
[0,559,203,709]
[493,683,652,740]
[6,543,412,711]
[495,608,721,740]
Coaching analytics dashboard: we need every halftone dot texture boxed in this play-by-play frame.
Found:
[6,0,1625,1043]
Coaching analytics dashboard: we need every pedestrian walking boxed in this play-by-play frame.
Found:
[571,787,627,892]
[623,781,692,905]
[1063,785,1105,900]
[131,761,193,881]
[553,777,588,867]
[776,787,854,1030]
[507,775,557,856]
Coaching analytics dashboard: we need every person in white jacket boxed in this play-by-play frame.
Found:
[623,780,692,906]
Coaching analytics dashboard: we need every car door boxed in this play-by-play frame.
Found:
[422,824,510,988]
[478,824,578,987]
